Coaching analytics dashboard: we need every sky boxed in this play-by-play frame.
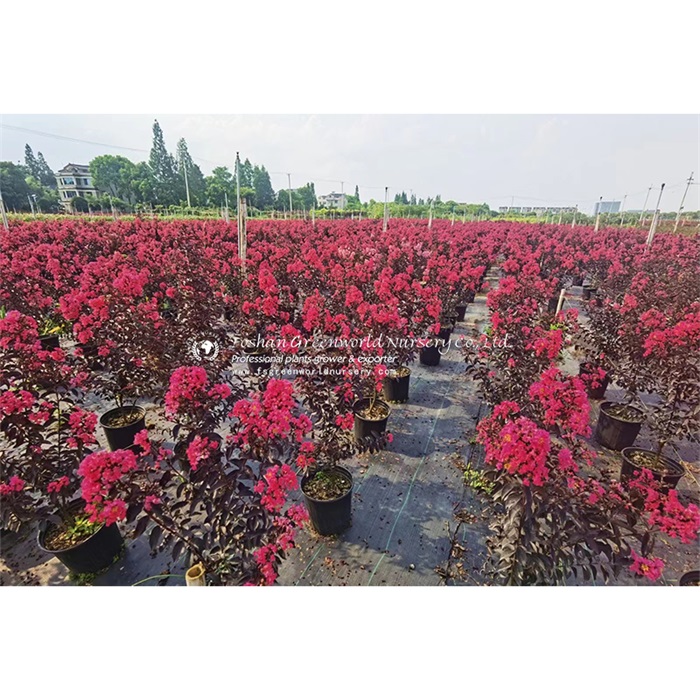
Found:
[1,114,697,215]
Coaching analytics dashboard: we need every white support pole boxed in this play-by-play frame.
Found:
[383,187,388,232]
[287,173,293,218]
[571,208,577,229]
[0,195,9,231]
[619,194,627,227]
[428,201,433,228]
[182,154,191,208]
[594,196,602,232]
[674,172,694,233]
[555,287,566,315]
[639,185,652,224]
[646,183,665,249]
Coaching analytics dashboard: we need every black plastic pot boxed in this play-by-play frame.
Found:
[456,305,468,322]
[38,518,123,574]
[353,398,390,442]
[620,447,685,493]
[679,571,700,586]
[383,368,411,403]
[420,344,441,366]
[579,362,610,400]
[595,402,644,451]
[301,467,353,536]
[465,290,476,303]
[100,405,146,451]
[78,342,105,370]
[572,275,584,287]
[582,286,597,301]
[39,334,60,350]
[248,351,273,375]
[438,325,453,341]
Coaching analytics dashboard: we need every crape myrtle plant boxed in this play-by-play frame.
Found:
[637,303,700,470]
[164,364,242,448]
[77,378,312,585]
[464,264,580,408]
[0,311,98,531]
[466,255,700,584]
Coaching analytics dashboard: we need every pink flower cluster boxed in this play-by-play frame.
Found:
[0,476,26,495]
[186,435,219,471]
[47,476,70,494]
[528,367,590,437]
[78,450,138,525]
[630,550,664,581]
[254,464,298,513]
[66,407,98,449]
[478,403,552,487]
[231,379,312,448]
[164,365,232,420]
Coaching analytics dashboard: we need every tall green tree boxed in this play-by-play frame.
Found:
[24,145,39,180]
[0,162,32,211]
[252,165,275,209]
[176,138,206,206]
[148,120,178,205]
[36,152,56,188]
[205,166,235,208]
[90,155,138,201]
[237,158,254,189]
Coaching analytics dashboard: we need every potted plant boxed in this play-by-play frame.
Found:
[352,365,391,443]
[595,401,645,451]
[163,364,241,462]
[679,571,700,586]
[620,305,700,491]
[578,361,610,400]
[301,463,354,536]
[78,378,313,585]
[0,312,118,573]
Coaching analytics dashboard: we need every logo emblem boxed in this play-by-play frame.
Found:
[190,338,220,362]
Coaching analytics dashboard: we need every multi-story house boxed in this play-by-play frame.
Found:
[55,164,99,209]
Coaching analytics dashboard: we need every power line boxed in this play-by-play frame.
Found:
[2,122,696,210]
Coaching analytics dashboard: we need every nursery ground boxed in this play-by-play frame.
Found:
[1,273,698,586]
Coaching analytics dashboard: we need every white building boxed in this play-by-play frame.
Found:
[55,164,99,209]
[318,191,347,209]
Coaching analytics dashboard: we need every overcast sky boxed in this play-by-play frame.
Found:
[1,114,697,214]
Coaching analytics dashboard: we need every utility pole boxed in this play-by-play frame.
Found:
[428,200,434,228]
[181,153,191,208]
[383,187,389,232]
[646,182,665,249]
[223,192,230,223]
[451,212,455,226]
[571,207,577,229]
[594,196,603,232]
[0,180,8,231]
[639,185,653,224]
[619,194,627,227]
[287,173,293,218]
[236,153,247,269]
[674,172,694,233]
